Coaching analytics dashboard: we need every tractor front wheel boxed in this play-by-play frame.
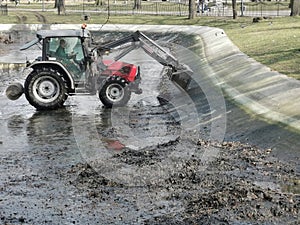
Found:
[24,68,68,110]
[99,76,131,108]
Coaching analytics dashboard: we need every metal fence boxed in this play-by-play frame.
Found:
[66,1,290,17]
[67,2,190,16]
[239,2,290,17]
[194,1,290,17]
[2,1,291,17]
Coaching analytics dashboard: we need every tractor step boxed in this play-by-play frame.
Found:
[72,93,96,96]
[73,87,96,95]
[75,87,89,93]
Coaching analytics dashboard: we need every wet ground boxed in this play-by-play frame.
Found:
[0,30,299,224]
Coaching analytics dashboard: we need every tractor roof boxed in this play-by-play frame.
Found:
[36,29,91,39]
[20,29,91,51]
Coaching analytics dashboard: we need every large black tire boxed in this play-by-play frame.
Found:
[24,68,68,110]
[99,76,131,108]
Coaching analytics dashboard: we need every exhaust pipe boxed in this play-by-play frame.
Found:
[6,82,24,100]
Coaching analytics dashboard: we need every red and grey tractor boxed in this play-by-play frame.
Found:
[6,26,192,110]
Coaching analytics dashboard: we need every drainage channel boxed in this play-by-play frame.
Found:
[0,29,299,224]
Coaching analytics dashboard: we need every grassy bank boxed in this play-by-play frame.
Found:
[224,16,300,80]
[1,11,300,79]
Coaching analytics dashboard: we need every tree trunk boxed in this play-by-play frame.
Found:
[95,0,104,6]
[189,0,195,19]
[290,0,300,16]
[133,0,142,10]
[232,0,237,19]
[57,0,65,15]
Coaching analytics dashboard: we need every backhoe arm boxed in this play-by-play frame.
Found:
[95,31,192,90]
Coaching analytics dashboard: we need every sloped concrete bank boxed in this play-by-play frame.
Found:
[199,27,300,133]
[1,24,299,132]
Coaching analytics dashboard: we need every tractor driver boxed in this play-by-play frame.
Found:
[55,39,82,79]
[55,39,77,60]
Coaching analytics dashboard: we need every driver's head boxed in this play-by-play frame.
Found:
[59,39,66,48]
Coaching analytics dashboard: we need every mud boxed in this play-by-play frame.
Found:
[0,29,299,224]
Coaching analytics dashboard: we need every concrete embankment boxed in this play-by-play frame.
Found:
[1,24,299,132]
[198,26,300,132]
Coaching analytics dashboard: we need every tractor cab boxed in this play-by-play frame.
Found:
[21,29,91,82]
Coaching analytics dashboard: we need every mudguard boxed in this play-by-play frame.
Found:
[28,61,75,90]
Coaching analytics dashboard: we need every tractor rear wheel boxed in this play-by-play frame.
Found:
[24,68,68,110]
[99,76,131,108]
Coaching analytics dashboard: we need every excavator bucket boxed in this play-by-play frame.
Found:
[170,65,193,90]
[171,73,191,90]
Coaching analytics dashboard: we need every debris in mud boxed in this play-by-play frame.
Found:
[69,163,123,201]
[68,138,299,224]
[70,163,123,188]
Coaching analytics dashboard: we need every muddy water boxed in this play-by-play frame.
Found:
[0,31,299,224]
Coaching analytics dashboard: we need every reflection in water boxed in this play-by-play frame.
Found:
[2,114,29,153]
[24,108,81,178]
[94,98,182,150]
[26,108,73,147]
[7,115,26,135]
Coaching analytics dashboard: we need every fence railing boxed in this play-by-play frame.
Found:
[70,1,291,17]
[3,1,291,17]
[197,1,290,17]
[68,2,190,16]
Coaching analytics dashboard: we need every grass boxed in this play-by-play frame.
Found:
[1,9,300,79]
[224,16,300,79]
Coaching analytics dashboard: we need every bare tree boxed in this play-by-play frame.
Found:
[133,0,142,10]
[232,0,237,19]
[290,0,300,16]
[189,0,195,19]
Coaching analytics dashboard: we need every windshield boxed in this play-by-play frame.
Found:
[47,37,84,61]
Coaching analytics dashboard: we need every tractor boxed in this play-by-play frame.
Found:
[6,25,192,110]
